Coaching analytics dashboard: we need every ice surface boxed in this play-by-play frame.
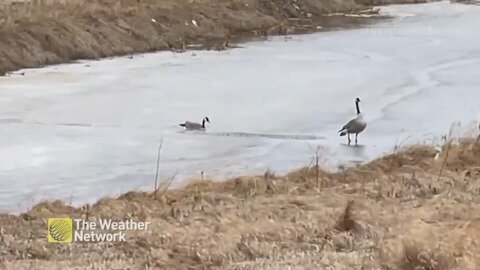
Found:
[1,2,479,212]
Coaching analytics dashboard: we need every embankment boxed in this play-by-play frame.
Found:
[0,0,389,76]
[1,139,479,269]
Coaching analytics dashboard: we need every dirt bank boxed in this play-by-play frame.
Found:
[1,139,479,269]
[450,0,480,5]
[355,0,428,6]
[0,0,389,76]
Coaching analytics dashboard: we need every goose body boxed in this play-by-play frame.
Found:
[179,117,210,131]
[339,98,367,145]
[477,123,480,143]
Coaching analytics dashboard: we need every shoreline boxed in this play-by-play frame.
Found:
[0,0,397,76]
[3,135,478,216]
[1,139,479,268]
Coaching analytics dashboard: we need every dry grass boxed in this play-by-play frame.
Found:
[0,0,391,75]
[1,139,479,269]
[355,0,430,6]
[450,0,480,5]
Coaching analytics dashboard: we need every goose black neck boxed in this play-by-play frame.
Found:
[356,100,361,114]
[202,119,206,128]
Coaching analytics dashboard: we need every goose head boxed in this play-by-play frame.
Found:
[355,98,362,115]
[202,117,210,128]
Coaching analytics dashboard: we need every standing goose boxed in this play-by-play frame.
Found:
[339,98,367,145]
[179,117,210,131]
[477,122,480,143]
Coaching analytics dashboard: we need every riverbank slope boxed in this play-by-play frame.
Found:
[1,139,479,269]
[0,0,389,76]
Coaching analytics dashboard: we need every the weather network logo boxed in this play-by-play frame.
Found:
[47,218,73,243]
[47,217,150,243]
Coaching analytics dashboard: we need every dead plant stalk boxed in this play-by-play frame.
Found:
[315,146,321,189]
[154,137,164,191]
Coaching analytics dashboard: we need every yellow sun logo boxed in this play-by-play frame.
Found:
[48,218,73,243]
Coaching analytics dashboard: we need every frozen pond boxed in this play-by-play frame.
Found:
[1,2,480,212]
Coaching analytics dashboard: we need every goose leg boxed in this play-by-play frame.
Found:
[355,134,358,145]
[347,134,351,145]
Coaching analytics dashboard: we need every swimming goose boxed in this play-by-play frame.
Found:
[339,98,367,145]
[179,117,210,131]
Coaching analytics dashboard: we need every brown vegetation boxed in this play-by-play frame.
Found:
[0,0,390,76]
[1,139,479,269]
[450,0,480,5]
[355,0,428,6]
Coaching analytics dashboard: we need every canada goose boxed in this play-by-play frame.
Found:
[477,123,480,143]
[179,117,210,131]
[339,98,367,145]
